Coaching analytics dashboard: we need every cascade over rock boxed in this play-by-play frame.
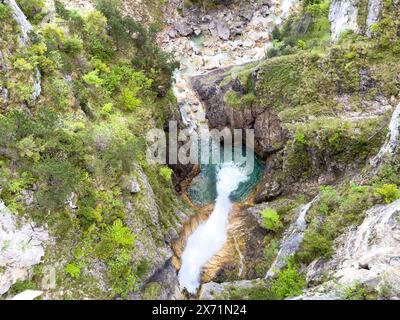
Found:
[329,0,359,41]
[366,0,383,36]
[4,0,42,103]
[370,102,400,169]
[266,196,319,279]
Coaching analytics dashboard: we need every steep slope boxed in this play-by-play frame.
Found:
[191,0,400,300]
[0,0,191,300]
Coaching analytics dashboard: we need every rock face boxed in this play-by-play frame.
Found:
[216,21,230,40]
[366,0,383,36]
[329,0,359,42]
[333,199,400,291]
[199,279,263,300]
[175,21,193,37]
[191,68,287,159]
[266,196,319,279]
[124,166,187,299]
[303,199,400,298]
[0,201,50,295]
[200,204,268,284]
[370,102,400,169]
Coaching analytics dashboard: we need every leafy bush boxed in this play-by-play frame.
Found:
[34,159,83,210]
[63,36,83,56]
[7,280,36,296]
[95,0,178,92]
[315,186,341,216]
[298,230,333,263]
[100,103,113,116]
[108,219,135,247]
[342,282,367,300]
[270,261,306,299]
[65,263,81,278]
[17,0,45,22]
[0,4,11,20]
[225,90,256,110]
[159,166,173,182]
[261,208,282,232]
[266,0,330,58]
[375,184,400,204]
[83,70,104,86]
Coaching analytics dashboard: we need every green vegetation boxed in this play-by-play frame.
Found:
[297,163,400,264]
[261,208,282,232]
[284,117,388,180]
[225,90,256,110]
[270,261,306,299]
[0,0,185,299]
[342,282,368,300]
[268,0,331,58]
[16,0,45,24]
[375,184,400,204]
[65,263,81,279]
[7,279,37,296]
[221,260,305,300]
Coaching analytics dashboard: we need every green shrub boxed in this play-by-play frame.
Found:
[63,36,83,56]
[270,262,306,299]
[0,4,11,20]
[264,239,279,266]
[7,280,36,296]
[142,282,162,300]
[342,282,367,300]
[100,103,113,116]
[83,70,104,86]
[65,263,81,278]
[375,184,400,204]
[298,230,333,263]
[316,186,342,215]
[159,166,173,182]
[16,0,44,22]
[13,58,34,71]
[34,159,83,210]
[261,208,282,232]
[108,219,135,247]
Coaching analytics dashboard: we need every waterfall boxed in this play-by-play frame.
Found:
[366,0,383,37]
[5,0,42,103]
[329,0,359,42]
[370,102,400,168]
[0,50,9,102]
[167,0,300,295]
[266,196,319,279]
[178,162,250,294]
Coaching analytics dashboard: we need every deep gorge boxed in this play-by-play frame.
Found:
[1,0,400,301]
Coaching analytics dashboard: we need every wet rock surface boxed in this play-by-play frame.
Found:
[329,0,359,41]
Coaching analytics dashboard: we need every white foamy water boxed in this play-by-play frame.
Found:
[178,162,250,294]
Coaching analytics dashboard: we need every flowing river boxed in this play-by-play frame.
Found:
[161,0,299,294]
